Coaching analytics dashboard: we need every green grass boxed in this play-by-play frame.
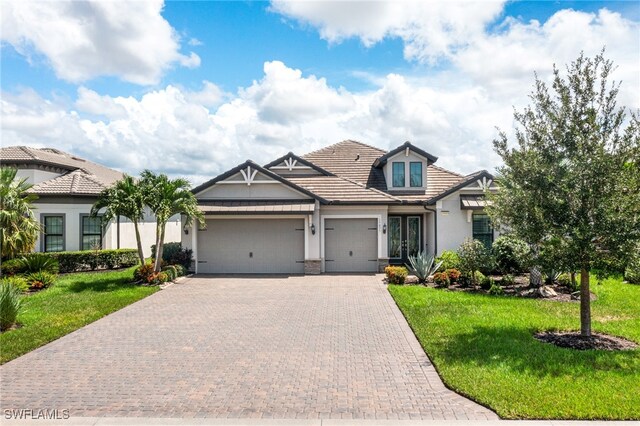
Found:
[389,277,640,420]
[0,266,158,364]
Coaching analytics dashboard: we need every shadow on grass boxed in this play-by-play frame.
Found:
[66,274,138,293]
[435,324,638,378]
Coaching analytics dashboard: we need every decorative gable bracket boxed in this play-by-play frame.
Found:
[476,176,493,191]
[240,166,258,186]
[283,157,298,171]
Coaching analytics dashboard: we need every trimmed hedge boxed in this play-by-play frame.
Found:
[0,249,139,274]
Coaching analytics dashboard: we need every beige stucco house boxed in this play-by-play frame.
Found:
[0,146,180,256]
[183,140,497,274]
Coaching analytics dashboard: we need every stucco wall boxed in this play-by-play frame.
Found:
[15,169,60,184]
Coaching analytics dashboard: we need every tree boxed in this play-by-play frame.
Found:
[457,239,493,285]
[140,171,204,272]
[487,51,640,337]
[91,175,146,266]
[0,167,41,260]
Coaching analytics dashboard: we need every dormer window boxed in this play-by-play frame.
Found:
[410,162,422,187]
[392,162,405,187]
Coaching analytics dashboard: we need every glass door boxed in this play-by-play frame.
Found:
[388,215,422,264]
[388,216,402,260]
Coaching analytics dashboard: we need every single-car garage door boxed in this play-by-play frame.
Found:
[324,218,378,272]
[198,219,304,274]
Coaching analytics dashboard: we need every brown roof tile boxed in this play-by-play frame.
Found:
[287,175,401,204]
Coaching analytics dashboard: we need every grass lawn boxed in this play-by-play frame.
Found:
[0,266,158,364]
[389,277,640,420]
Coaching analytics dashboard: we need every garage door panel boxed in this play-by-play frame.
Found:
[325,218,378,272]
[198,219,304,274]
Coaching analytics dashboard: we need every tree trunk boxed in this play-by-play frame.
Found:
[154,223,166,272]
[580,267,591,337]
[133,220,145,266]
[570,272,576,289]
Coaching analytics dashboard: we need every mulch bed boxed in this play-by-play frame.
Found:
[535,331,638,351]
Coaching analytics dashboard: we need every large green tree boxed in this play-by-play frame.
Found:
[140,171,204,272]
[91,175,147,266]
[0,167,41,260]
[488,51,640,337]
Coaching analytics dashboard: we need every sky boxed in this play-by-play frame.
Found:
[1,0,639,185]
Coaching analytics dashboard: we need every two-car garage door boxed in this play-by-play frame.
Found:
[197,219,304,274]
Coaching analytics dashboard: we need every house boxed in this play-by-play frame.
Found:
[182,140,498,274]
[0,146,181,255]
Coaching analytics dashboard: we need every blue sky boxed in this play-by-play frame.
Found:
[1,1,639,182]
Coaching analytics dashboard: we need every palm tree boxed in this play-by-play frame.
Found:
[0,167,41,260]
[91,175,146,266]
[140,170,204,272]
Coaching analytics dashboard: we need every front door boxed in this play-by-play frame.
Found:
[388,215,421,265]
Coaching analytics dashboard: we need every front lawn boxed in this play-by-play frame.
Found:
[389,277,640,420]
[0,266,157,364]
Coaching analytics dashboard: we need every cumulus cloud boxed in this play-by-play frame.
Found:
[0,0,200,85]
[270,0,506,62]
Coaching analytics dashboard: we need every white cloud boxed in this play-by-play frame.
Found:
[270,0,506,62]
[0,0,200,85]
[188,37,203,46]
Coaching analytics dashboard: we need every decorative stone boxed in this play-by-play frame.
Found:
[539,285,557,298]
[405,275,419,284]
[304,259,321,275]
[377,258,390,273]
[571,291,581,300]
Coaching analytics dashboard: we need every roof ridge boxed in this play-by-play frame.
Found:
[302,139,387,157]
[18,146,38,160]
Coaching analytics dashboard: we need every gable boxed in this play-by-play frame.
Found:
[264,152,332,177]
[194,161,325,202]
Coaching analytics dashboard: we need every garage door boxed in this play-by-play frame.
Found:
[198,219,304,274]
[324,218,378,272]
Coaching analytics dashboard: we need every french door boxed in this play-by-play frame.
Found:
[388,215,421,264]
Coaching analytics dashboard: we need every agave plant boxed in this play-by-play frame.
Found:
[407,251,442,284]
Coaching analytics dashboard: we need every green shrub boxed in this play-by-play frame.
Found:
[19,254,59,274]
[444,268,461,283]
[492,235,530,274]
[432,272,450,287]
[174,264,186,277]
[502,274,516,286]
[436,251,461,271]
[0,258,27,277]
[0,276,29,292]
[488,282,505,296]
[17,249,139,273]
[625,255,640,284]
[0,282,22,331]
[151,243,193,270]
[458,239,494,283]
[385,266,408,284]
[480,275,493,290]
[134,263,156,284]
[27,271,56,290]
[156,272,169,284]
[162,265,177,281]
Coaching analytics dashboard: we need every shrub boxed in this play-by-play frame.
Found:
[0,282,22,331]
[162,265,177,281]
[502,274,516,286]
[0,276,29,292]
[134,263,156,284]
[19,254,59,274]
[384,266,408,284]
[151,243,193,270]
[432,272,449,287]
[480,275,493,290]
[174,264,186,277]
[458,239,493,284]
[27,271,56,290]
[0,258,27,277]
[18,249,139,273]
[625,255,640,284]
[407,251,441,283]
[444,268,461,283]
[492,235,530,274]
[436,251,460,271]
[156,272,169,284]
[488,282,505,296]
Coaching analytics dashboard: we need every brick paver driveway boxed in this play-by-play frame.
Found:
[1,275,497,420]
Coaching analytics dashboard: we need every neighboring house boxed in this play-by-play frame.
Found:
[183,140,498,274]
[0,146,180,256]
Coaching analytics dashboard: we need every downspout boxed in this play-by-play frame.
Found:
[423,205,437,255]
[116,215,121,249]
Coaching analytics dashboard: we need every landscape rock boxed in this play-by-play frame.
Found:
[405,275,419,284]
[539,285,558,298]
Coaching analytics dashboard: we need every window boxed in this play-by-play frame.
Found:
[410,162,422,187]
[392,162,405,187]
[81,215,103,250]
[43,215,64,252]
[472,213,493,249]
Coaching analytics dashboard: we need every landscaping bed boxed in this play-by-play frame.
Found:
[389,276,640,419]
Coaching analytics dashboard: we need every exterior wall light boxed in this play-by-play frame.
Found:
[184,227,189,235]
[382,223,387,234]
[310,223,316,235]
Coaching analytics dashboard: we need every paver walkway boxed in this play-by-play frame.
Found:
[0,275,497,420]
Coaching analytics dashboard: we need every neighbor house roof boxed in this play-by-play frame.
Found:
[0,146,124,196]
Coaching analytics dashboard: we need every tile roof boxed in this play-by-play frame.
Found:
[197,200,315,214]
[0,146,124,196]
[287,175,401,204]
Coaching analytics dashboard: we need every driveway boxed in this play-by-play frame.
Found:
[0,275,497,420]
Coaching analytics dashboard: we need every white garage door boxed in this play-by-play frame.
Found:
[324,218,378,272]
[198,219,305,274]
